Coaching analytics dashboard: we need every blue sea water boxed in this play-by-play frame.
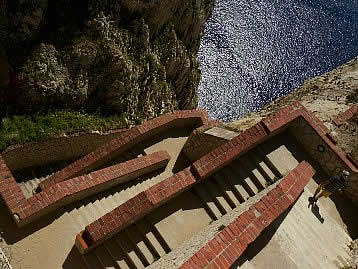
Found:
[198,0,358,122]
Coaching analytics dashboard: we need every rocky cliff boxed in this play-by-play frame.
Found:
[228,56,358,158]
[0,0,215,122]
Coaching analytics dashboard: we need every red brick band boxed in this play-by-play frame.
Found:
[179,161,315,269]
[2,151,170,226]
[77,167,197,252]
[333,105,358,126]
[39,110,208,190]
[192,122,269,180]
[75,102,358,253]
[0,156,26,215]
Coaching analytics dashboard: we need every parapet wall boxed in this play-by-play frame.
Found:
[0,151,170,226]
[333,105,357,126]
[40,109,208,190]
[1,128,127,172]
[179,161,314,269]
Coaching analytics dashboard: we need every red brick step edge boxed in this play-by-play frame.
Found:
[179,161,315,269]
[1,151,170,226]
[39,109,208,190]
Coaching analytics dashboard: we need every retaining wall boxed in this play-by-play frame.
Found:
[40,110,208,191]
[1,128,127,172]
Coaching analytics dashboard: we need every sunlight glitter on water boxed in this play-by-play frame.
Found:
[198,0,358,122]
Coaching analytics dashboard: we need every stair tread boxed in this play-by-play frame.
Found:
[115,232,145,269]
[222,169,250,200]
[193,185,222,219]
[231,160,262,193]
[135,220,165,258]
[95,245,116,269]
[212,174,241,206]
[84,252,104,269]
[126,225,156,264]
[246,152,275,185]
[205,180,232,214]
[104,241,131,269]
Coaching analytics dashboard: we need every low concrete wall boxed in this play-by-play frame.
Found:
[0,151,170,227]
[42,110,208,190]
[289,118,358,204]
[179,161,315,269]
[1,129,127,172]
[182,121,224,162]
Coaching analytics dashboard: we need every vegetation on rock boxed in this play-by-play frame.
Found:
[0,0,215,125]
[0,110,127,151]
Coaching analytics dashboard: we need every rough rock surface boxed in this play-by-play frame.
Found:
[228,56,358,156]
[0,0,215,122]
[346,239,358,268]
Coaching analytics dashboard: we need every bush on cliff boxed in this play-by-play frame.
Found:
[0,110,128,151]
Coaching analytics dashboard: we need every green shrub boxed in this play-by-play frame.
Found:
[0,110,127,151]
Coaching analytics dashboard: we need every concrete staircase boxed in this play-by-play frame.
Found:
[17,149,145,199]
[235,182,352,269]
[80,146,282,269]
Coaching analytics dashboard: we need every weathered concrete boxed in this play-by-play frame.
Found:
[235,181,352,269]
[204,127,239,140]
[0,129,191,269]
[149,131,355,268]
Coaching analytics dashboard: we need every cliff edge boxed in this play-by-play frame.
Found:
[0,0,215,122]
[228,56,358,160]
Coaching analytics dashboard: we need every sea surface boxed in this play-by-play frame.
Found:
[198,0,358,122]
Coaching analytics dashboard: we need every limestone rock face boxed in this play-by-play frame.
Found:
[1,0,215,122]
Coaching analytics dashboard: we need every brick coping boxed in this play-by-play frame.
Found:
[0,151,170,227]
[75,101,358,254]
[179,161,315,269]
[333,105,358,126]
[0,102,357,258]
[39,109,209,190]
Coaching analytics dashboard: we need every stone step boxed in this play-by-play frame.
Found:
[249,149,277,183]
[126,225,156,265]
[142,217,171,255]
[233,158,265,192]
[115,232,146,269]
[219,169,250,202]
[84,251,104,269]
[94,245,117,269]
[255,145,283,178]
[135,219,166,258]
[227,164,257,196]
[104,240,131,269]
[212,174,241,207]
[19,175,48,198]
[205,180,233,214]
[192,184,222,220]
[111,236,138,269]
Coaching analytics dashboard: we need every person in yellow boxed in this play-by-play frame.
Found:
[311,170,350,203]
